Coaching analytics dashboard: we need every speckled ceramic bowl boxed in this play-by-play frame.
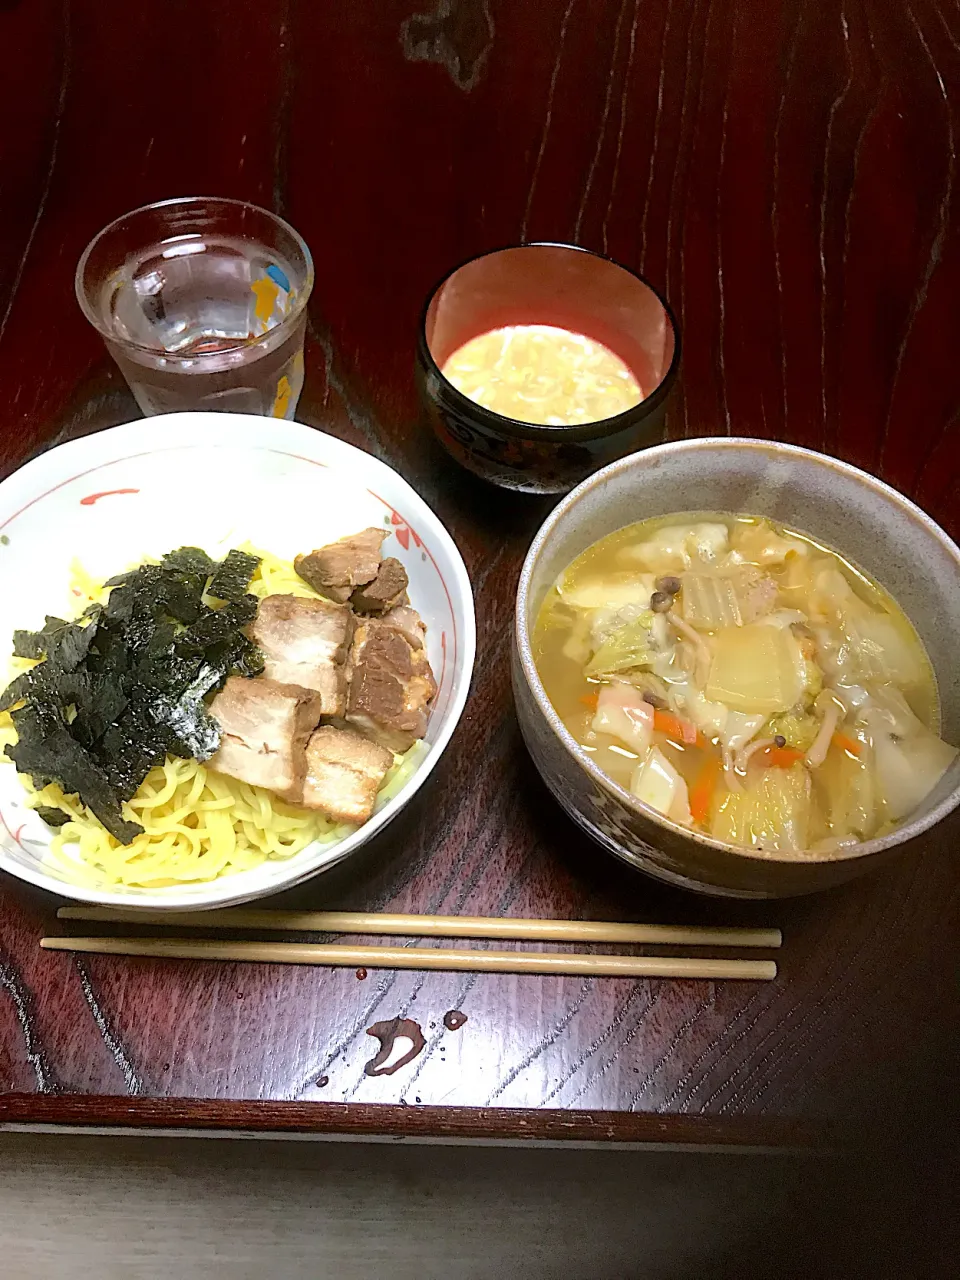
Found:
[514,438,960,897]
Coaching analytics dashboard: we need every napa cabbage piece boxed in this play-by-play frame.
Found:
[630,745,692,825]
[705,624,806,714]
[809,835,862,855]
[801,657,824,702]
[619,523,729,572]
[591,683,653,756]
[709,763,811,852]
[585,610,657,676]
[648,622,693,684]
[679,566,778,631]
[765,711,819,751]
[730,519,808,566]
[678,572,743,630]
[589,602,650,650]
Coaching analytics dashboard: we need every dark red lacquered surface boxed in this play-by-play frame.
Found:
[1,0,958,1144]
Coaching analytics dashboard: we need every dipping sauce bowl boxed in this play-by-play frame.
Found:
[416,243,680,494]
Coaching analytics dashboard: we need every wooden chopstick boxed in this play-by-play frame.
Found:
[56,906,782,949]
[40,935,777,980]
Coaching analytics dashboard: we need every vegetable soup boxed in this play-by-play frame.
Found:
[532,514,958,857]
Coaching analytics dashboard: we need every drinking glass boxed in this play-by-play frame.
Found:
[76,197,314,418]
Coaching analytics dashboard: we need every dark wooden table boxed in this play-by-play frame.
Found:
[1,0,958,1148]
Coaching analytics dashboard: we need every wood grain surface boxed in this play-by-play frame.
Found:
[1,0,959,1142]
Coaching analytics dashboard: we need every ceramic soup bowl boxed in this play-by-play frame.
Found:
[0,414,475,910]
[513,438,960,897]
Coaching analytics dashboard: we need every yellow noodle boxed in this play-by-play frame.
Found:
[4,544,426,890]
[67,557,112,609]
[242,543,322,601]
[23,757,351,889]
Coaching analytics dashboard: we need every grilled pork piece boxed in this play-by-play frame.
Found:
[295,528,386,603]
[346,609,437,753]
[208,677,323,798]
[251,594,353,716]
[350,557,409,614]
[379,604,427,649]
[301,725,394,824]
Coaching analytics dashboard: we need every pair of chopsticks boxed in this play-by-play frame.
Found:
[42,907,781,981]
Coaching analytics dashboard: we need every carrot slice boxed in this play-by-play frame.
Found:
[579,692,599,711]
[689,757,722,824]
[764,745,805,768]
[653,709,700,746]
[832,731,862,757]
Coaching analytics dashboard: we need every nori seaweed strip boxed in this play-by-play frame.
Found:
[50,670,92,713]
[13,617,67,658]
[158,573,206,624]
[151,663,224,760]
[99,705,168,800]
[235,640,265,678]
[70,674,130,749]
[35,806,71,827]
[4,548,263,846]
[15,616,100,672]
[162,547,216,577]
[132,621,179,683]
[208,549,260,602]
[209,633,265,679]
[55,622,99,672]
[135,648,202,695]
[7,704,143,843]
[85,623,132,681]
[12,630,48,660]
[121,566,166,652]
[103,580,134,624]
[177,595,258,652]
[0,670,34,712]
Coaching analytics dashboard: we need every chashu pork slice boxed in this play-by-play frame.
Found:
[251,594,353,716]
[345,609,438,753]
[295,527,387,603]
[350,557,408,614]
[208,677,324,799]
[379,604,427,649]
[301,725,394,824]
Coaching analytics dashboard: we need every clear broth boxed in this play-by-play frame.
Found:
[532,513,945,856]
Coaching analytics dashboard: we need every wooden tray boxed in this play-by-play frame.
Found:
[2,0,958,1147]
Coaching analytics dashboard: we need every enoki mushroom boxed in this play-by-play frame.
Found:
[806,693,843,768]
[668,613,712,687]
